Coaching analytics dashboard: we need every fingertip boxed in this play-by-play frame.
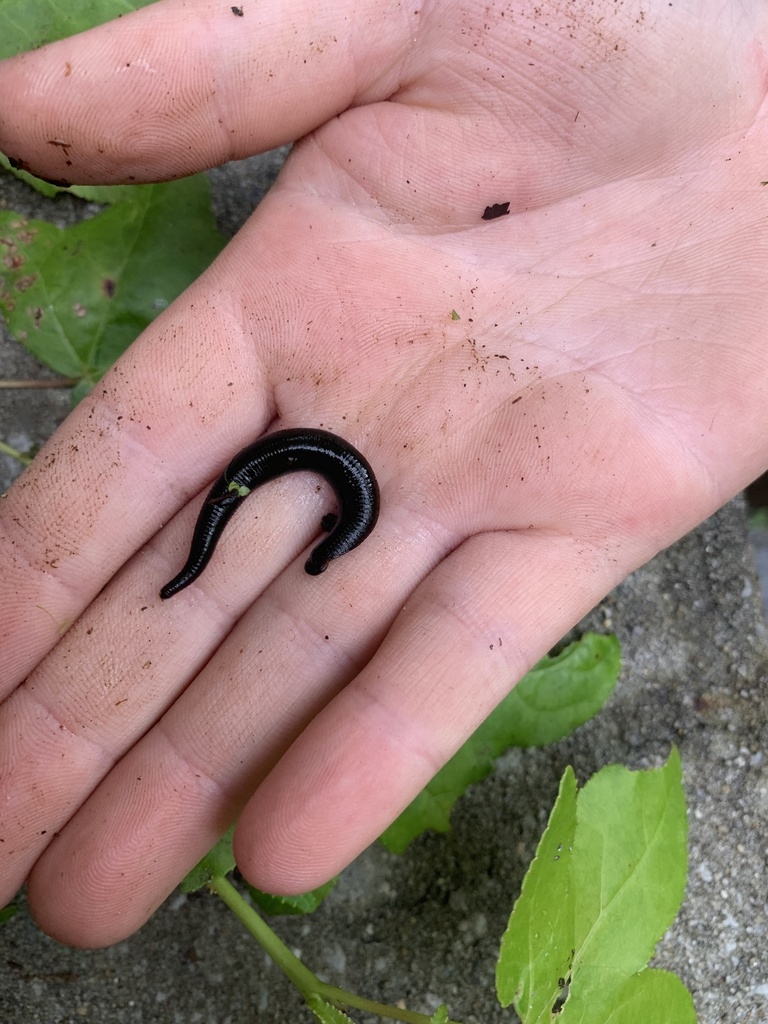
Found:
[231,720,427,895]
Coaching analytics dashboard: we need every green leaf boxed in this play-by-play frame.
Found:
[502,632,621,748]
[0,903,19,926]
[0,0,156,61]
[379,633,620,853]
[246,877,338,916]
[561,967,695,1024]
[0,177,224,384]
[181,827,236,893]
[749,507,768,529]
[573,751,687,972]
[497,749,692,1024]
[306,994,358,1023]
[496,767,577,1019]
[560,748,689,1023]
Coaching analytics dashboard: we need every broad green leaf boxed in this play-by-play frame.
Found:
[573,749,687,973]
[246,877,338,916]
[181,827,236,893]
[496,750,691,1024]
[380,633,620,853]
[0,177,224,383]
[562,747,688,1021]
[0,0,155,60]
[306,994,357,1023]
[496,767,577,1020]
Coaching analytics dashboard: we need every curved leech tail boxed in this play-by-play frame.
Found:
[160,490,241,599]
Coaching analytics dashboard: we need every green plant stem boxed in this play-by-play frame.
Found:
[209,874,320,996]
[0,440,32,465]
[208,875,463,1024]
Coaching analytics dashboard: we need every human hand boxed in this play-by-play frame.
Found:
[1,0,767,947]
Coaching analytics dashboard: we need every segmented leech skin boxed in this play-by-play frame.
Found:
[159,428,380,599]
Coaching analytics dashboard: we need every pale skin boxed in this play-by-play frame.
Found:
[1,0,767,948]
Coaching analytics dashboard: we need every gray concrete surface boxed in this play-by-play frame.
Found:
[1,156,768,1024]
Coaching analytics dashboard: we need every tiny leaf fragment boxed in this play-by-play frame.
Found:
[306,994,358,1023]
[246,877,338,916]
[181,826,236,893]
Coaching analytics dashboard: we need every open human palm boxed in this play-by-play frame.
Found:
[1,0,767,946]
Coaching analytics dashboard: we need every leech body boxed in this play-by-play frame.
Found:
[160,428,380,599]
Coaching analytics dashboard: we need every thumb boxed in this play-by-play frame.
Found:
[0,0,414,184]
